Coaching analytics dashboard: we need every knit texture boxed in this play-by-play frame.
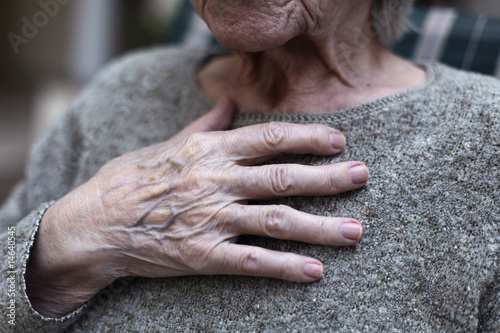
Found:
[0,47,498,332]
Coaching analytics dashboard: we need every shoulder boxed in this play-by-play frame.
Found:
[430,63,500,112]
[99,46,217,80]
[65,46,222,134]
[83,47,222,98]
[426,63,499,168]
[421,63,500,135]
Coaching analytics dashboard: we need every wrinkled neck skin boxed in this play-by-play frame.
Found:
[198,2,426,114]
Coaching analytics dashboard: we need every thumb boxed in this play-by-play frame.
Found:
[171,96,236,141]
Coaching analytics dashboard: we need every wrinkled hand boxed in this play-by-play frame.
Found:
[26,97,368,317]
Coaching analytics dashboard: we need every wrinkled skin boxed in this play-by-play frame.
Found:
[190,0,346,51]
[26,98,368,318]
[191,0,425,115]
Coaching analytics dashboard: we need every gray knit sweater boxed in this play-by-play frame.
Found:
[1,48,499,332]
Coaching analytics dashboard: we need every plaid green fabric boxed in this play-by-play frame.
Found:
[393,7,500,77]
[170,3,500,77]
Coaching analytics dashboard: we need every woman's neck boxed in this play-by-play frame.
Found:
[198,5,426,114]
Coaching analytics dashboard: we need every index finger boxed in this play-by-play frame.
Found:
[219,122,346,160]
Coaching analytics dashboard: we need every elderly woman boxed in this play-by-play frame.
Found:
[1,0,498,331]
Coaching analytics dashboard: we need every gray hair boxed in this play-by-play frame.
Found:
[371,0,415,45]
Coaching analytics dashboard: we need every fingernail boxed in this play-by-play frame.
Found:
[303,262,323,279]
[329,131,346,150]
[341,222,363,241]
[349,164,369,184]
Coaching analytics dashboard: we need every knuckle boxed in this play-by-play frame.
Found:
[183,132,212,154]
[278,255,295,281]
[215,206,233,226]
[317,218,330,244]
[241,249,261,274]
[177,237,209,270]
[179,237,201,258]
[309,125,327,148]
[184,132,203,148]
[326,166,340,192]
[263,205,288,236]
[261,122,287,148]
[267,165,293,195]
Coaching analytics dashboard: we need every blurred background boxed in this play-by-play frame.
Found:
[1,0,500,205]
[0,0,181,203]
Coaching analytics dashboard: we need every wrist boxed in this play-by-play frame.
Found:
[26,199,121,317]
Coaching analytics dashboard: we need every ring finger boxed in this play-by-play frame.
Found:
[221,203,363,246]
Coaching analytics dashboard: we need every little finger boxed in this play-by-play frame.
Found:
[210,243,325,283]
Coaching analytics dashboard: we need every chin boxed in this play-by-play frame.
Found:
[216,33,293,52]
[210,22,299,52]
[192,0,305,52]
